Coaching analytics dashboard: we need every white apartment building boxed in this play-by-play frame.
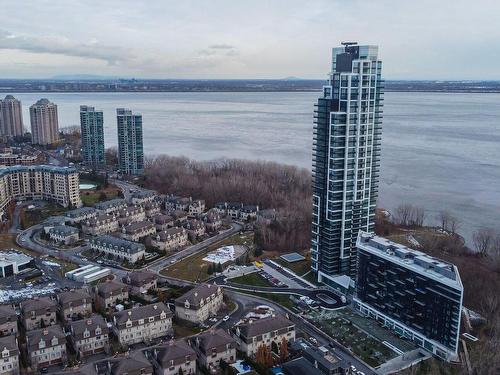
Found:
[174,284,224,324]
[112,303,173,346]
[29,98,59,145]
[0,165,81,219]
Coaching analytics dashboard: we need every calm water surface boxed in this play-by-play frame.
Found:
[4,91,500,242]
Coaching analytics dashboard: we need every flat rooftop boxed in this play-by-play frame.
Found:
[357,232,462,290]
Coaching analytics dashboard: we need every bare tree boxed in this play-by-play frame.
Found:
[436,210,460,234]
[472,228,494,256]
[413,206,426,227]
[395,203,413,226]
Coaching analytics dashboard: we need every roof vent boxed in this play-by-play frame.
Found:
[153,304,158,310]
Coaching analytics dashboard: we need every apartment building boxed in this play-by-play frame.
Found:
[0,335,19,375]
[89,235,146,264]
[123,271,157,295]
[65,207,97,224]
[117,108,144,175]
[171,210,188,225]
[144,201,162,218]
[239,205,259,221]
[151,227,189,252]
[26,326,66,369]
[80,106,105,168]
[191,329,236,371]
[165,196,191,212]
[0,305,17,337]
[202,210,222,233]
[130,189,156,205]
[21,296,58,331]
[82,214,119,236]
[311,44,383,283]
[29,98,59,145]
[232,315,295,357]
[109,352,153,375]
[188,199,205,216]
[355,232,463,361]
[67,314,109,357]
[0,165,81,219]
[117,205,146,226]
[151,340,197,375]
[183,219,205,240]
[94,280,129,310]
[95,198,127,215]
[112,303,173,346]
[153,214,174,232]
[49,225,79,245]
[0,95,23,138]
[174,284,224,324]
[57,289,92,321]
[120,220,156,242]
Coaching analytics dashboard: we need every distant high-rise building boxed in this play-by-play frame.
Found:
[116,108,144,175]
[80,105,105,168]
[354,232,463,361]
[0,95,24,137]
[311,43,384,286]
[29,98,59,145]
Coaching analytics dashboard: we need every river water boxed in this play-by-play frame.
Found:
[4,91,500,242]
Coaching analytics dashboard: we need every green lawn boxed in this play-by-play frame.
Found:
[160,231,253,282]
[230,272,272,287]
[274,257,311,276]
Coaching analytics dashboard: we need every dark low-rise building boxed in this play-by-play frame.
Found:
[0,305,17,337]
[151,339,197,375]
[354,232,463,361]
[67,314,109,358]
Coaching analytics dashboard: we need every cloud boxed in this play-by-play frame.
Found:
[208,44,235,50]
[0,29,131,65]
[198,43,239,57]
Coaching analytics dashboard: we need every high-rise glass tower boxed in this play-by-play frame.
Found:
[311,43,384,286]
[80,105,105,168]
[30,98,59,145]
[0,95,24,138]
[117,108,144,175]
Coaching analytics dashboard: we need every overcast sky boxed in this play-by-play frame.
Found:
[1,0,499,80]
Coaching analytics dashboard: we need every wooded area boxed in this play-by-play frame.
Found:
[143,155,312,252]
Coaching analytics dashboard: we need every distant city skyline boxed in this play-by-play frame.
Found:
[1,1,499,80]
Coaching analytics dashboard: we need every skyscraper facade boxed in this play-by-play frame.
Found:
[117,108,144,175]
[0,95,24,138]
[80,105,105,168]
[29,98,59,145]
[311,43,384,286]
